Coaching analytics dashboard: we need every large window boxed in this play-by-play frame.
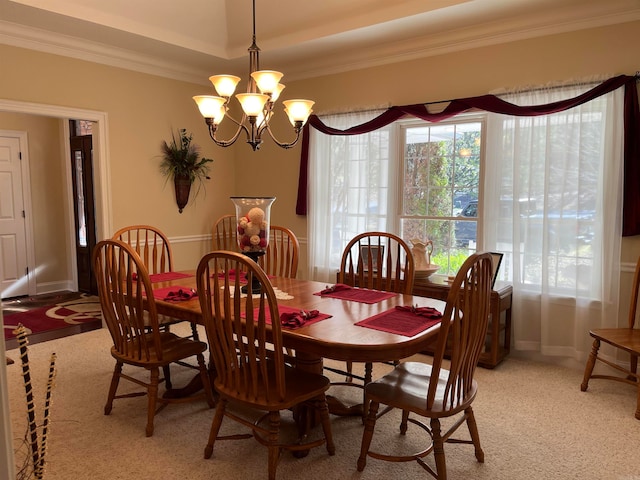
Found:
[400,119,483,273]
[308,111,481,280]
[308,79,624,360]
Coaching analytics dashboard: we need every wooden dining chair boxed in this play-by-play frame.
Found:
[93,239,215,437]
[259,225,300,278]
[581,254,640,419]
[112,224,174,274]
[196,251,335,480]
[357,251,493,479]
[212,214,239,251]
[329,232,415,386]
[112,224,200,387]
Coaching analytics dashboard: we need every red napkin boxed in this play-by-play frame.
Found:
[318,283,352,295]
[242,305,332,329]
[149,286,197,302]
[280,309,321,328]
[165,289,197,302]
[394,305,442,319]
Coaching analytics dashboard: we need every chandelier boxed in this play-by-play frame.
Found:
[193,0,314,151]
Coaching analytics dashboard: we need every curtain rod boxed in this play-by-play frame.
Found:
[317,73,639,117]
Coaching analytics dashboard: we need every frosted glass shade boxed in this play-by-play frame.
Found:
[193,95,227,124]
[283,99,315,125]
[251,70,284,94]
[271,83,286,102]
[209,75,241,97]
[236,93,269,117]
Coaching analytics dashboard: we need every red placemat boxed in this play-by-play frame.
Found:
[355,307,442,337]
[131,271,193,282]
[148,271,194,283]
[149,285,197,302]
[214,270,276,284]
[243,305,332,329]
[314,286,397,304]
[215,269,247,283]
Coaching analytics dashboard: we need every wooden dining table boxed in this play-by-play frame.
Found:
[148,272,444,369]
[144,271,446,423]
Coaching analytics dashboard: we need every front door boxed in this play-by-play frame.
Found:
[0,132,32,298]
[69,124,97,294]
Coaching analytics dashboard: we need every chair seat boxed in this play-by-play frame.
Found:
[589,328,640,355]
[111,332,208,368]
[215,361,330,411]
[366,362,478,417]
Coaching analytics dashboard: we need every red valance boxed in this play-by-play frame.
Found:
[296,75,640,236]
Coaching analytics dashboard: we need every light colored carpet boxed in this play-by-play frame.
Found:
[6,324,640,480]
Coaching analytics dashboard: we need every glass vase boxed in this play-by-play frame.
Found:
[230,196,276,292]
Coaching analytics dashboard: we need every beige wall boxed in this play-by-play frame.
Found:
[1,20,638,285]
[237,20,640,277]
[0,45,238,277]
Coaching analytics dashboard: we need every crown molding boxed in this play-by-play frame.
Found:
[283,10,640,81]
[0,20,209,84]
[1,6,639,85]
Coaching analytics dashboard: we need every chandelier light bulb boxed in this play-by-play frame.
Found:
[271,83,286,102]
[236,93,270,117]
[209,75,241,98]
[193,95,227,124]
[283,99,315,125]
[251,70,284,94]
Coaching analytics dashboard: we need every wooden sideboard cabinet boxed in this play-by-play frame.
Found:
[412,276,513,368]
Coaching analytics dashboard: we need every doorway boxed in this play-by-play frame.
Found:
[0,98,111,292]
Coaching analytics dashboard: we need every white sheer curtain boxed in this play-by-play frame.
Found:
[308,110,393,282]
[484,80,624,360]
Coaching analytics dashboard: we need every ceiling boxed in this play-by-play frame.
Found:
[1,0,639,85]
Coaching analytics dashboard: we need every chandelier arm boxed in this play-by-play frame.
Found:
[206,118,249,148]
[262,123,303,149]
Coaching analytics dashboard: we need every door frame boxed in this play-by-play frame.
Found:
[0,99,111,480]
[0,99,112,291]
[0,129,36,296]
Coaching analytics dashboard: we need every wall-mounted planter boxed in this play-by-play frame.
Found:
[174,175,191,213]
[159,129,213,214]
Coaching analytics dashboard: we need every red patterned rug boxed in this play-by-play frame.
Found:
[3,292,102,341]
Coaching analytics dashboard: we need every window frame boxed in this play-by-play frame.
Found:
[395,114,487,274]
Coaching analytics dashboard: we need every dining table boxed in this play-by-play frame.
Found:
[143,270,446,420]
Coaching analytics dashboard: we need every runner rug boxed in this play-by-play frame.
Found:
[3,292,102,341]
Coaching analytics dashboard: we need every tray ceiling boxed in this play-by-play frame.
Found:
[1,0,639,84]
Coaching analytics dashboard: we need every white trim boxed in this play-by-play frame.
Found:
[169,233,211,245]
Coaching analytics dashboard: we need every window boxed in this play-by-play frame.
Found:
[399,119,484,274]
[309,86,621,300]
[308,112,481,281]
[485,92,616,299]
